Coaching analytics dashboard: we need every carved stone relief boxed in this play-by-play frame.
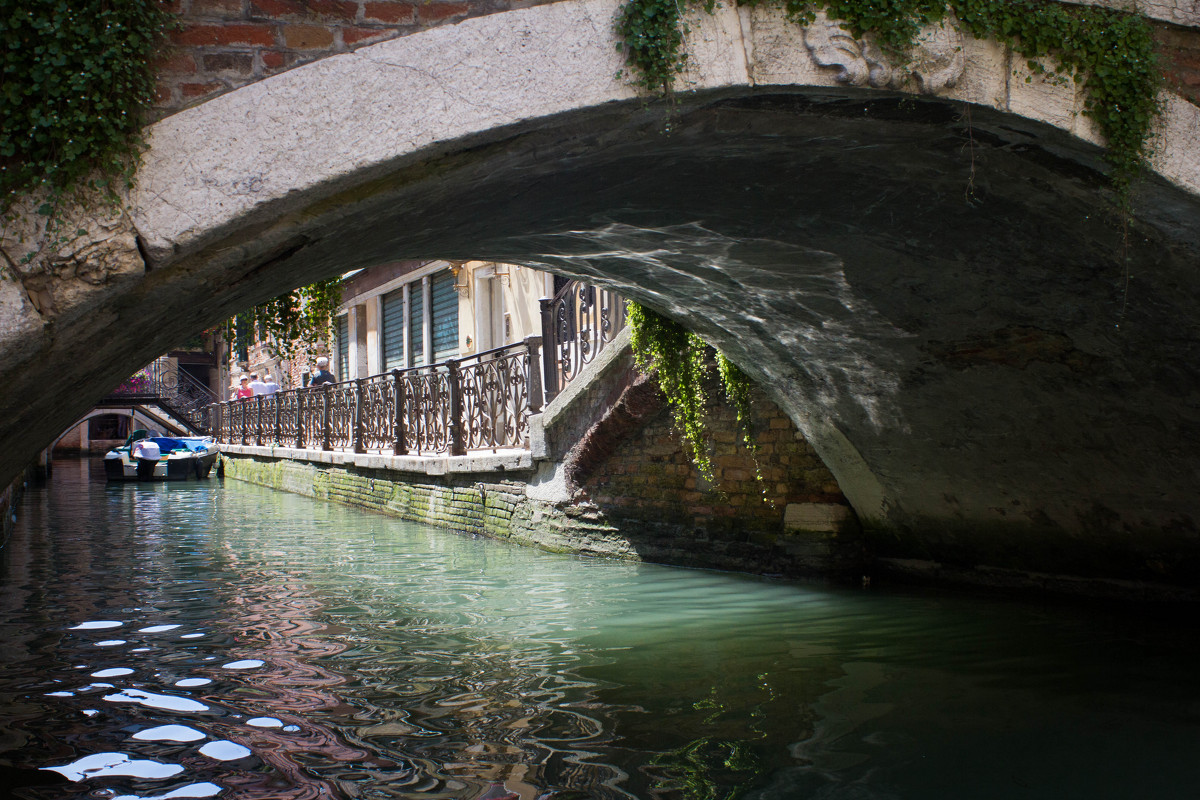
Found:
[802,10,965,94]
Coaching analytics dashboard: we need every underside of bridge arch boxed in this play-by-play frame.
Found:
[7,87,1200,587]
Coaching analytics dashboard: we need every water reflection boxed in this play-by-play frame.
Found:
[2,459,1200,800]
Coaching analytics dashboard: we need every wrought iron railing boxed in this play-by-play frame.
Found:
[210,338,543,455]
[540,280,626,403]
[108,357,218,433]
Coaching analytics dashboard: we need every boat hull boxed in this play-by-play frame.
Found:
[104,440,220,482]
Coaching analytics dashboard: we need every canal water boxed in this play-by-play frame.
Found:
[3,460,1200,800]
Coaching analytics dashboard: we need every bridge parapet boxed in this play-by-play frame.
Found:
[157,0,558,114]
[155,0,1200,116]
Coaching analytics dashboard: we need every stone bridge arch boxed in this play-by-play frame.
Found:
[5,0,1200,585]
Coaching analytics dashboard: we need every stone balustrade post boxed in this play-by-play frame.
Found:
[539,297,557,403]
[524,334,543,415]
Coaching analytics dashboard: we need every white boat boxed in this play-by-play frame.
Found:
[104,431,220,482]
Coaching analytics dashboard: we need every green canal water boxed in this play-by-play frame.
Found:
[3,459,1200,800]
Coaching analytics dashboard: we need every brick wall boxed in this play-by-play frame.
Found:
[155,0,557,114]
[1157,23,1200,103]
[579,381,846,541]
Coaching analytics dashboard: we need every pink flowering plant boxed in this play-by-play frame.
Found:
[112,369,153,395]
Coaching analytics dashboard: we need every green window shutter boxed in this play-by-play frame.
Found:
[336,315,349,381]
[431,270,459,362]
[409,284,425,368]
[382,288,406,370]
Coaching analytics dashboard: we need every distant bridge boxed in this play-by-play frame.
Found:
[3,0,1200,587]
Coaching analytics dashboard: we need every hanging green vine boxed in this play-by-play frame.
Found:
[0,0,174,214]
[628,302,762,483]
[229,279,344,363]
[628,301,714,476]
[618,0,1161,198]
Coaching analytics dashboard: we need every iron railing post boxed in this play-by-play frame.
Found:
[273,395,282,445]
[392,369,407,455]
[353,378,366,454]
[525,335,543,415]
[539,297,557,403]
[322,385,332,451]
[295,392,305,450]
[240,400,248,445]
[255,396,264,446]
[447,360,465,456]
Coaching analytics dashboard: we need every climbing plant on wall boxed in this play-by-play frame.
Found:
[0,0,173,213]
[628,301,759,482]
[617,0,1161,199]
[229,279,344,364]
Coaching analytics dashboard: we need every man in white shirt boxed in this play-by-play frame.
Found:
[248,372,268,395]
[262,373,280,394]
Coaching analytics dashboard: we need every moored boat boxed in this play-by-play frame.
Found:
[104,430,220,482]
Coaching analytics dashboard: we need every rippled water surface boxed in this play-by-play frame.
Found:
[4,460,1200,800]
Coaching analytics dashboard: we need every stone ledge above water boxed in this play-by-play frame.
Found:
[220,444,533,475]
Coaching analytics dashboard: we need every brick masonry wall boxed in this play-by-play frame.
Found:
[1157,22,1200,103]
[154,2,1200,116]
[155,0,557,114]
[578,381,848,539]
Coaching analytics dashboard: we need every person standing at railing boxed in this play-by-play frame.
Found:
[262,373,280,394]
[233,375,253,400]
[309,357,335,387]
[248,372,268,395]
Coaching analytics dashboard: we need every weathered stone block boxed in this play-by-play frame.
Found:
[783,503,853,533]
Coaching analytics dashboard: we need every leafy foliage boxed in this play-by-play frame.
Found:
[628,302,760,483]
[232,279,343,363]
[628,301,713,476]
[0,0,173,212]
[617,0,1162,198]
[616,0,688,92]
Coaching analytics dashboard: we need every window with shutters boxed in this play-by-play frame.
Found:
[409,283,425,368]
[381,288,406,370]
[374,267,460,372]
[431,270,459,362]
[336,314,349,381]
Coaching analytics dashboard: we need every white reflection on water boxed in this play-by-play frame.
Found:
[92,668,135,678]
[103,689,209,713]
[175,677,212,687]
[132,724,207,742]
[221,659,264,669]
[140,625,181,633]
[246,717,283,728]
[43,752,183,781]
[199,740,252,760]
[69,621,124,630]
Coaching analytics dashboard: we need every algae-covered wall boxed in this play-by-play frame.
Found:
[221,456,527,538]
[220,451,864,579]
